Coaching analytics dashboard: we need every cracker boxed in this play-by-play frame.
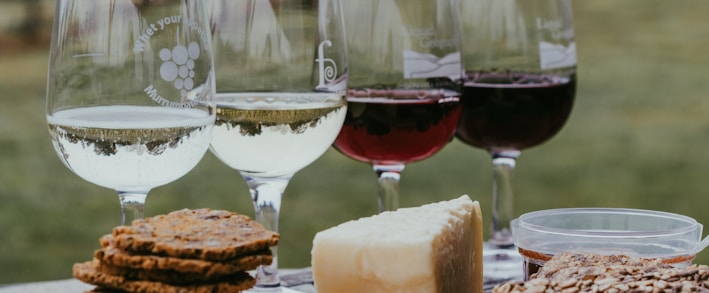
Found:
[107,208,279,261]
[74,259,255,293]
[95,260,253,285]
[95,244,271,279]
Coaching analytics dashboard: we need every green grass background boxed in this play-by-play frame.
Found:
[2,0,709,284]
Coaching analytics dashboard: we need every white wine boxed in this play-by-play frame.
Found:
[47,105,214,192]
[210,92,347,178]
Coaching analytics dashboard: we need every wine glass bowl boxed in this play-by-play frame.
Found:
[334,89,461,165]
[457,0,577,286]
[335,0,463,213]
[46,0,215,225]
[456,72,576,152]
[210,93,347,179]
[48,107,214,191]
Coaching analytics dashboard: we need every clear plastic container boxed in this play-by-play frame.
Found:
[511,208,709,279]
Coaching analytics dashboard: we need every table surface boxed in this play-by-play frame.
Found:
[0,268,316,293]
[0,268,497,293]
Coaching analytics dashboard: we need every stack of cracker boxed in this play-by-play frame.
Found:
[73,208,279,293]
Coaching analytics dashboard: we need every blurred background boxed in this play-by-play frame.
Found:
[2,0,709,284]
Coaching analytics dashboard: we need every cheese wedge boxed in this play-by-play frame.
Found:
[311,195,483,293]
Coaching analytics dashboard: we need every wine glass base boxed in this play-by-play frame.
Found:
[483,243,524,291]
[245,286,305,293]
[245,268,315,292]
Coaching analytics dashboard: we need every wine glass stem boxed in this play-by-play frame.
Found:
[118,192,147,226]
[490,150,520,248]
[243,175,290,289]
[373,164,405,213]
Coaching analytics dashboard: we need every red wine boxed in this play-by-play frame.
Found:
[456,73,575,151]
[334,90,461,164]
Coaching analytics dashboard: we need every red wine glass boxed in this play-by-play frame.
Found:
[335,0,463,213]
[457,0,577,286]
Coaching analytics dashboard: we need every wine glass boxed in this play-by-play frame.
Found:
[208,0,347,291]
[457,0,577,286]
[46,0,215,225]
[335,0,463,213]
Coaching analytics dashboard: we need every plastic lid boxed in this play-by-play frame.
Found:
[511,208,709,259]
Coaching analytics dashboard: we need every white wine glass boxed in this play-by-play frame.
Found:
[335,0,463,213]
[46,0,216,225]
[208,0,347,291]
[457,0,577,287]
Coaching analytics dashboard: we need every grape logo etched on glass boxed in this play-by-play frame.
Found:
[159,42,201,98]
[134,15,210,108]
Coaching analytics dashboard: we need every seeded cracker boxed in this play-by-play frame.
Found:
[108,208,279,261]
[94,260,252,285]
[74,259,255,293]
[493,253,709,293]
[95,244,271,282]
